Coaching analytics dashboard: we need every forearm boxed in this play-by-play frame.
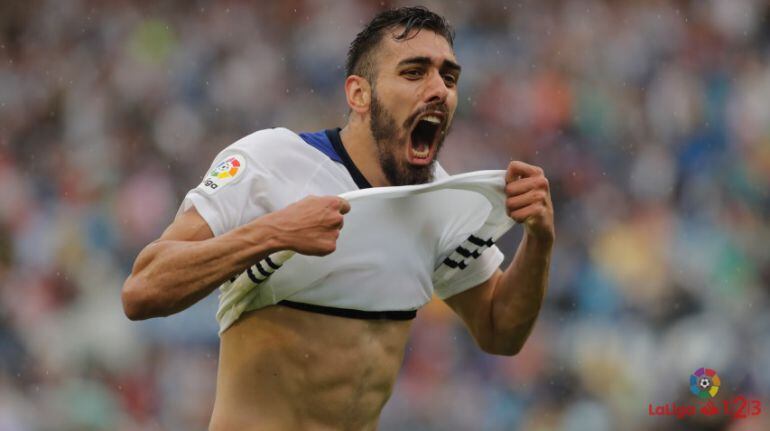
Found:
[489,233,552,353]
[122,220,280,320]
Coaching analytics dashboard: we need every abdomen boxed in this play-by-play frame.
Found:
[211,305,412,431]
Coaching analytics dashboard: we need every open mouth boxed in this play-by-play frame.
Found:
[408,114,443,165]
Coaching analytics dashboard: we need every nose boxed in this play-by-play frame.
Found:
[422,70,448,104]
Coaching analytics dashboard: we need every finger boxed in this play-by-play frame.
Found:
[505,176,548,197]
[338,198,351,215]
[509,205,546,224]
[506,161,543,182]
[507,189,547,212]
[329,213,344,229]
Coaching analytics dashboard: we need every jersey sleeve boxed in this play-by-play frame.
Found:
[430,162,505,299]
[432,244,504,300]
[176,141,272,237]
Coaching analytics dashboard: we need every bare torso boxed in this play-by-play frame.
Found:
[210,305,412,431]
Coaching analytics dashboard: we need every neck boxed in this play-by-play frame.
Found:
[339,121,391,187]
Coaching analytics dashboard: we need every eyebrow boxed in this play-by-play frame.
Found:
[397,56,462,74]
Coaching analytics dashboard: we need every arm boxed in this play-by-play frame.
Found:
[121,196,350,320]
[444,161,554,356]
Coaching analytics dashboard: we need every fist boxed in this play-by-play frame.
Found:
[267,195,351,256]
[505,161,555,244]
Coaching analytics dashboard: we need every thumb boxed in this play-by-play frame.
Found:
[338,198,351,215]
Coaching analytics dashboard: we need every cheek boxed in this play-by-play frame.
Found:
[444,110,456,130]
[447,92,458,111]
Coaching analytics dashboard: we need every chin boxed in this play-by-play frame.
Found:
[384,159,435,186]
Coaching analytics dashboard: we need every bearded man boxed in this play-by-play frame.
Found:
[121,6,554,431]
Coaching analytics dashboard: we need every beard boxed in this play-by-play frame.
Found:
[369,91,447,186]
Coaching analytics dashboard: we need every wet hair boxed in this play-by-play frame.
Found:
[345,6,455,83]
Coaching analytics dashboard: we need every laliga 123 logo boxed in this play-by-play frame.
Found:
[201,155,245,194]
[690,368,720,399]
[649,368,762,420]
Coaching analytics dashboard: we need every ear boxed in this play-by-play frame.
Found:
[344,75,371,114]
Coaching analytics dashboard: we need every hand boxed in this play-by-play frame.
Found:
[505,161,555,244]
[264,195,351,256]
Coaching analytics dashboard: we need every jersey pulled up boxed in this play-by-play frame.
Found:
[177,127,505,326]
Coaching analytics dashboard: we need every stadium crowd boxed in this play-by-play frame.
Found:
[1,0,769,430]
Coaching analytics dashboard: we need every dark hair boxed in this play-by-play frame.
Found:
[345,6,455,83]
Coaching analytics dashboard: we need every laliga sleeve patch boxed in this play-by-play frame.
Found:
[200,154,245,194]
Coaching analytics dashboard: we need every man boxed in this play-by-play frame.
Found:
[122,7,554,431]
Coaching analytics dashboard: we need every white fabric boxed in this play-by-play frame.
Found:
[177,128,356,237]
[176,128,514,334]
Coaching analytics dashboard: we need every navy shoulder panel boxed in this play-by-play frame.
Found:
[299,130,342,163]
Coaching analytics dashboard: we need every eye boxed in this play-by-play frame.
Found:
[402,69,423,79]
[443,74,458,87]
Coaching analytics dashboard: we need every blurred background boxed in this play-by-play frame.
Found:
[1,0,769,430]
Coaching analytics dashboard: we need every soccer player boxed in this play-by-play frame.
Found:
[121,7,554,430]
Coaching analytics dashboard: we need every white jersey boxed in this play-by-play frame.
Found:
[177,127,509,331]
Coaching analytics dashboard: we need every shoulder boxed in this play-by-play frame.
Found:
[215,127,332,173]
[226,127,308,157]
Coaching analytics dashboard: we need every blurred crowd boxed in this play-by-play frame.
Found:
[1,0,769,430]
